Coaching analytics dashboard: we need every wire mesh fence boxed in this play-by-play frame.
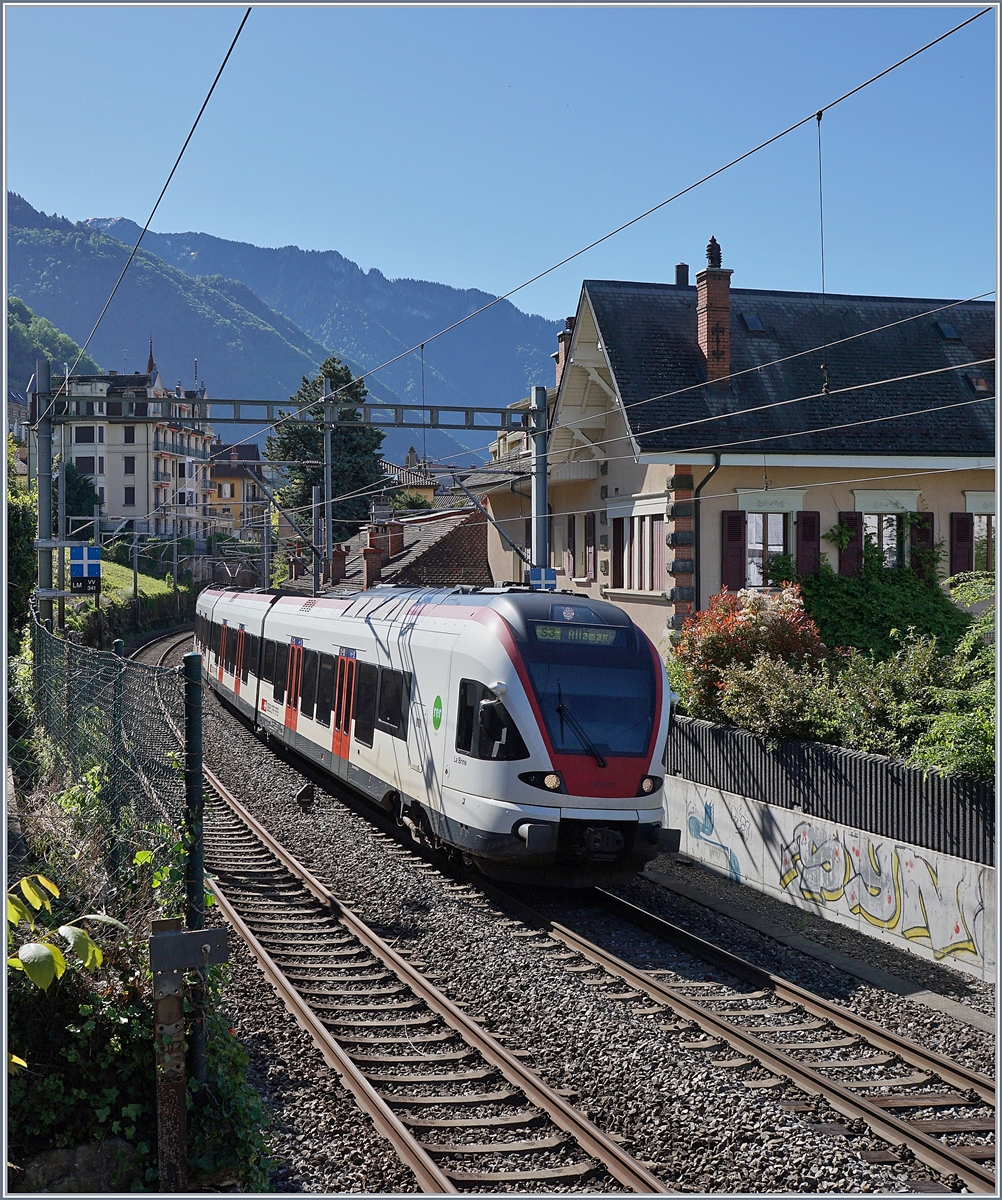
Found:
[9,614,193,932]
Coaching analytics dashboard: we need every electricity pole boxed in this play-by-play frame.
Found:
[57,456,67,629]
[35,359,54,627]
[531,384,549,574]
[312,485,322,597]
[323,377,333,571]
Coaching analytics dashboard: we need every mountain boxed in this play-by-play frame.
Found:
[82,216,562,418]
[8,295,103,388]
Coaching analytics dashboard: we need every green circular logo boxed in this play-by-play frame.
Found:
[432,696,443,731]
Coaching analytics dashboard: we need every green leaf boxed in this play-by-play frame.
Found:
[7,893,32,930]
[48,942,67,979]
[8,955,25,972]
[59,925,103,972]
[79,913,128,930]
[132,850,154,866]
[19,877,49,912]
[17,942,58,990]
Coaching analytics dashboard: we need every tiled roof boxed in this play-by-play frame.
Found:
[381,459,436,490]
[284,509,492,593]
[583,281,995,457]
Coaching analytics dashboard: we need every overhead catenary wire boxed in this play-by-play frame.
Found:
[48,7,252,399]
[211,6,991,461]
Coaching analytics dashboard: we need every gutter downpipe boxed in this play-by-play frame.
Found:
[692,453,721,614]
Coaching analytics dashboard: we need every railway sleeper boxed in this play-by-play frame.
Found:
[362,1069,497,1085]
[381,1089,520,1106]
[418,1135,568,1154]
[402,1113,545,1129]
[443,1161,598,1184]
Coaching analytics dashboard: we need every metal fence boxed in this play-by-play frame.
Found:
[15,615,192,926]
[666,715,995,867]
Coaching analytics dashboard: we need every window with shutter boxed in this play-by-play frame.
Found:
[950,512,974,574]
[974,515,994,572]
[838,511,864,576]
[909,513,935,575]
[720,510,746,591]
[584,512,596,580]
[796,511,822,576]
[612,518,624,589]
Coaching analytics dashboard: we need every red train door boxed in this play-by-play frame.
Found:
[332,653,357,759]
[285,640,304,732]
[234,628,245,699]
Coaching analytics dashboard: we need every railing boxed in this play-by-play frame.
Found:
[665,715,994,866]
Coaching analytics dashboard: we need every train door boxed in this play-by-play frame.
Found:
[218,624,227,683]
[407,703,429,787]
[234,628,246,700]
[332,652,357,766]
[284,639,304,732]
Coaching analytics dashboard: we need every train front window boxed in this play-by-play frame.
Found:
[521,621,655,758]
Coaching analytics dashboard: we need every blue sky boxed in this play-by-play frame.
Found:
[5,5,996,321]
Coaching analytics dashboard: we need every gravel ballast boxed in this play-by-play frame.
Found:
[193,677,995,1193]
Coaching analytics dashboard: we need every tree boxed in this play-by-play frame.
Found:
[264,356,385,543]
[391,489,433,512]
[53,460,102,524]
[7,435,36,633]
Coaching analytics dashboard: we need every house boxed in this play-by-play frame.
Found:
[7,388,28,443]
[208,441,267,536]
[473,239,995,646]
[25,341,215,539]
[281,507,492,593]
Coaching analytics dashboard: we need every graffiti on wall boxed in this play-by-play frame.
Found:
[687,801,743,883]
[779,821,985,963]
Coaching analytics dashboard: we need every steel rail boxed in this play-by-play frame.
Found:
[481,883,995,1192]
[204,765,674,1194]
[593,888,996,1104]
[206,877,457,1194]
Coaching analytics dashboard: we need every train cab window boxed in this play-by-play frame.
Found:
[300,650,320,721]
[315,654,334,727]
[353,662,378,747]
[456,680,529,761]
[273,643,289,704]
[375,668,410,739]
[262,639,275,684]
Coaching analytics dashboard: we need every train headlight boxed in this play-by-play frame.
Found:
[519,771,566,794]
[638,775,662,795]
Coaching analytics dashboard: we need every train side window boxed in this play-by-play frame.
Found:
[354,662,378,747]
[210,622,221,659]
[273,643,288,704]
[316,654,334,727]
[241,635,254,683]
[376,668,410,739]
[456,679,529,761]
[300,650,319,721]
[262,639,275,684]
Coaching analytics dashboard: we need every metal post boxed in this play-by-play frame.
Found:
[312,484,322,596]
[57,456,67,629]
[530,384,549,572]
[183,652,206,1086]
[94,503,103,647]
[172,532,179,613]
[263,508,272,589]
[36,359,53,626]
[151,917,188,1192]
[132,529,139,627]
[323,377,334,569]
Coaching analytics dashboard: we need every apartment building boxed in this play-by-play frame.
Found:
[29,345,215,539]
[207,442,267,536]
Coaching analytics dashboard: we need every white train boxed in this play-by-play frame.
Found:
[195,585,680,884]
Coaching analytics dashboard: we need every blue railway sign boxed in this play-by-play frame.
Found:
[527,567,557,591]
[70,545,101,595]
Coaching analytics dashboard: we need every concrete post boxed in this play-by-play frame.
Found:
[530,384,549,572]
[36,359,53,626]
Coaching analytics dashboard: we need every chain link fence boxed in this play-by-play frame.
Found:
[9,614,192,931]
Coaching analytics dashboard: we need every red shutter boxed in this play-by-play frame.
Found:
[720,510,746,591]
[910,512,935,575]
[838,511,864,577]
[796,510,821,576]
[612,518,624,589]
[950,512,974,575]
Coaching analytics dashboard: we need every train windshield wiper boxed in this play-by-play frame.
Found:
[556,681,606,768]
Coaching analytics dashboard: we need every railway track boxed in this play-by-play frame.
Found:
[139,628,995,1191]
[201,766,672,1194]
[477,882,996,1193]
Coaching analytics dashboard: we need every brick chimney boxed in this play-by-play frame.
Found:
[361,546,383,589]
[326,545,348,586]
[367,523,389,564]
[696,237,733,383]
[387,521,405,558]
[552,316,576,388]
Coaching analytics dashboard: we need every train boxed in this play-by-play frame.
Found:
[195,584,681,885]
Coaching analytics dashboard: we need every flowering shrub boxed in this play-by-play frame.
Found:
[673,586,828,721]
[717,654,819,740]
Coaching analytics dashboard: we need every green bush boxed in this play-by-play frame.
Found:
[717,653,819,740]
